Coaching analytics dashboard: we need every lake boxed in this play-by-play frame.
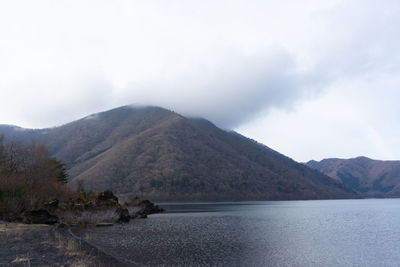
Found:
[74,199,400,266]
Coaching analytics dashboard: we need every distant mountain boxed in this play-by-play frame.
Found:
[0,106,359,201]
[306,157,400,198]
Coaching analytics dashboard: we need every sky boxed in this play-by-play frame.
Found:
[0,0,399,162]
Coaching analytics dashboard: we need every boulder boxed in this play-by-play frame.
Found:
[0,210,20,222]
[116,207,130,223]
[133,211,148,219]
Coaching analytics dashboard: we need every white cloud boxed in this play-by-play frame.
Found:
[0,0,399,161]
[0,0,338,128]
[237,74,400,162]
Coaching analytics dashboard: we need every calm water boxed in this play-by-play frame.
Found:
[75,199,400,266]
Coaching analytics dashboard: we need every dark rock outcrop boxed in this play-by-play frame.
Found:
[21,209,58,225]
[1,190,163,226]
[116,207,130,222]
[133,199,164,218]
[139,200,164,215]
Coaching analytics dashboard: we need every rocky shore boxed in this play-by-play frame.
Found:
[0,190,164,227]
[0,191,164,266]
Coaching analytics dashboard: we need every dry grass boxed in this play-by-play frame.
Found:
[54,231,81,251]
[0,221,113,267]
[53,231,94,264]
[11,254,31,266]
[84,233,92,242]
[53,236,112,266]
[58,209,119,226]
[66,238,80,252]
[0,222,47,241]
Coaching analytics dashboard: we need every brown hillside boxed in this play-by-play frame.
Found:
[0,106,359,201]
[307,157,400,198]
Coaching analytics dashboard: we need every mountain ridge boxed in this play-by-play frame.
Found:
[306,157,400,198]
[0,105,359,201]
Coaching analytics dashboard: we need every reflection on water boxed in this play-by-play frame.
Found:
[74,199,400,266]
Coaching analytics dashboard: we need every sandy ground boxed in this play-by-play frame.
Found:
[0,221,127,267]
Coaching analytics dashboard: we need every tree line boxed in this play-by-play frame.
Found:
[0,135,70,215]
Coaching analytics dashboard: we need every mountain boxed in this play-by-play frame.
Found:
[0,106,359,201]
[306,157,400,198]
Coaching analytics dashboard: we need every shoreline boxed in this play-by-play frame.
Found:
[68,226,140,267]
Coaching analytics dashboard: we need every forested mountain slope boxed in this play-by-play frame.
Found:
[0,106,358,201]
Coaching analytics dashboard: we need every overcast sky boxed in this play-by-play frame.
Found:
[1,0,399,162]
